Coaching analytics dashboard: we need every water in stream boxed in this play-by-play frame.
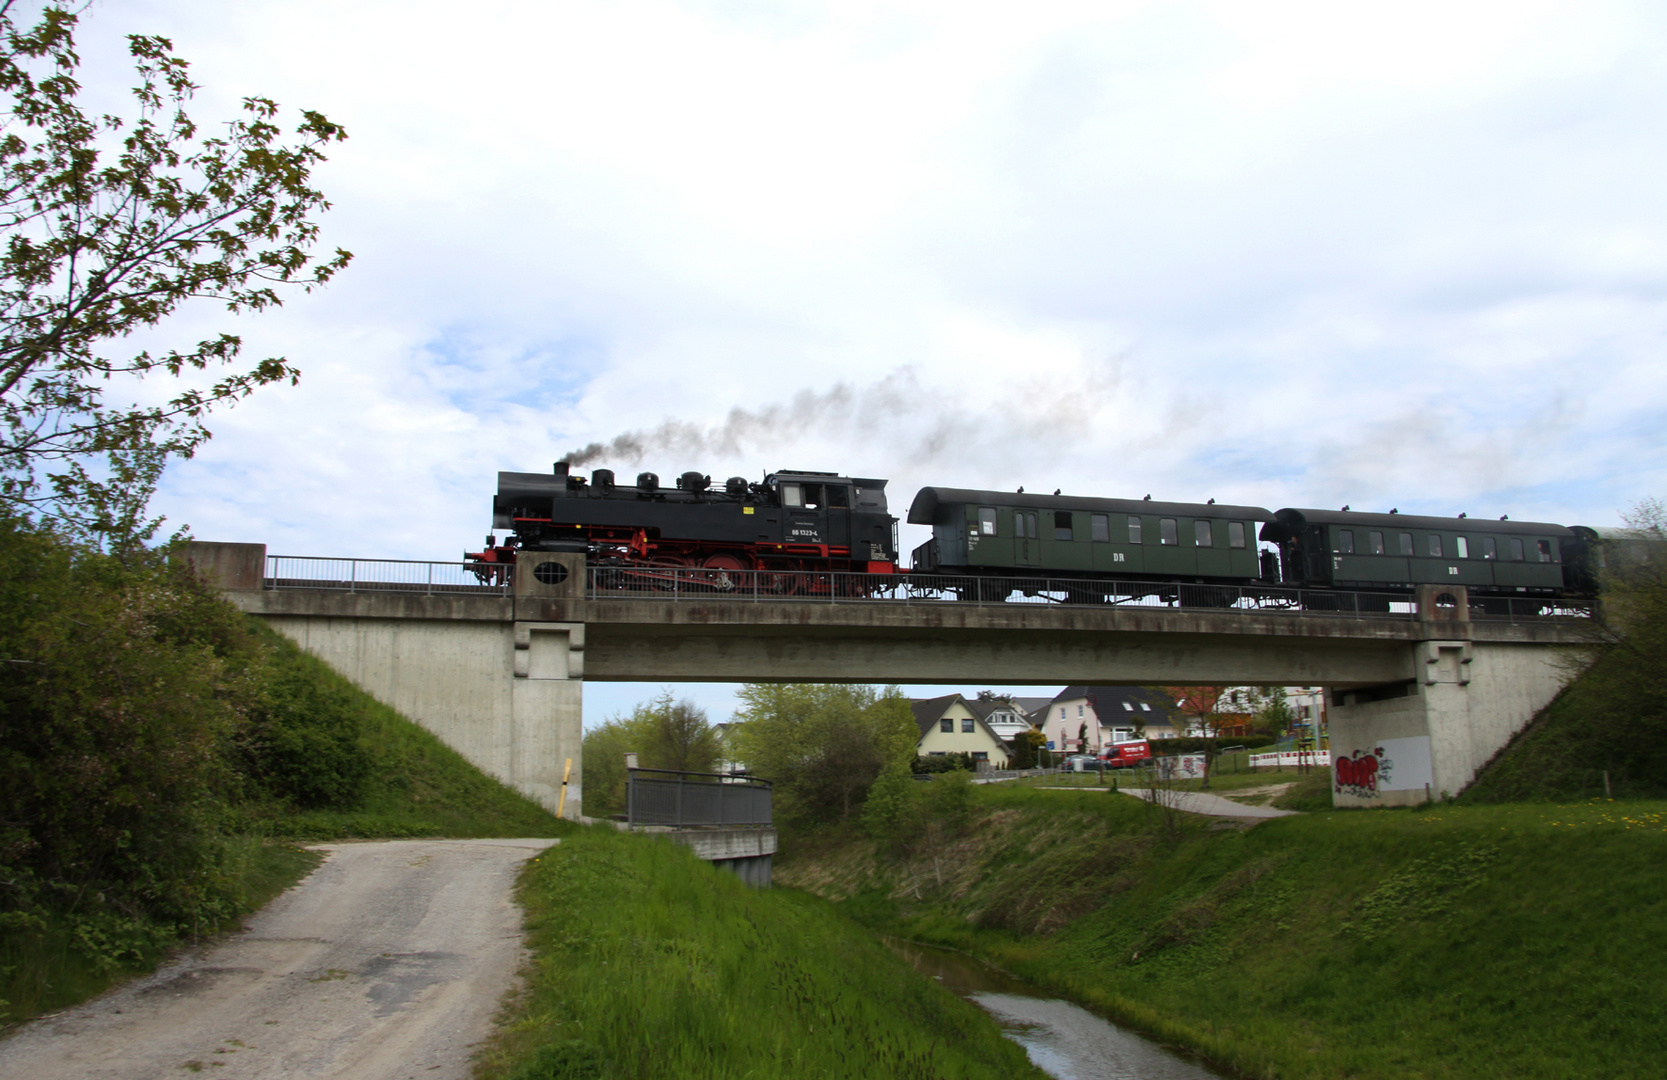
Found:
[889,939,1233,1080]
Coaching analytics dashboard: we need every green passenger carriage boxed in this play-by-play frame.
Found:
[907,488,1270,583]
[1258,508,1594,596]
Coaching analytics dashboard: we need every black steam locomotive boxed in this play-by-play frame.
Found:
[470,462,898,589]
[471,462,1607,602]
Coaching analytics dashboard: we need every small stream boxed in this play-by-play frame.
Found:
[888,939,1233,1080]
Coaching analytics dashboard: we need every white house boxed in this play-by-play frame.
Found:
[911,694,1012,766]
[1043,686,1184,753]
[967,691,1043,742]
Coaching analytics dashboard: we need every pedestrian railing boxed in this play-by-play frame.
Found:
[265,555,513,597]
[585,566,1592,622]
[625,768,772,829]
[256,555,1593,623]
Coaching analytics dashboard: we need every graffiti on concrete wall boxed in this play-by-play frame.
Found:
[1332,736,1434,798]
[1334,747,1393,797]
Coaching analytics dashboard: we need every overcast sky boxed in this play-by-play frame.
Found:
[65,0,1667,724]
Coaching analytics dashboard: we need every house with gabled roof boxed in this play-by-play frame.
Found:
[1043,686,1184,753]
[966,691,1040,742]
[911,694,1011,766]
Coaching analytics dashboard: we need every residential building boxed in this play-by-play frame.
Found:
[1044,686,1184,753]
[911,694,1012,766]
[967,691,1042,741]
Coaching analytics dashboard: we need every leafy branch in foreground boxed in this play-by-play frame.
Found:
[0,2,350,544]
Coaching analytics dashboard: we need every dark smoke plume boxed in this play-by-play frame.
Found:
[560,361,1125,470]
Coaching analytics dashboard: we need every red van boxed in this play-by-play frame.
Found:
[1100,741,1152,768]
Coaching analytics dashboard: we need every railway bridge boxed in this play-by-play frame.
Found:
[187,542,1592,821]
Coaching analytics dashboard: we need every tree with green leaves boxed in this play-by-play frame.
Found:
[1253,686,1296,737]
[729,684,916,825]
[1007,727,1045,769]
[580,691,721,817]
[0,2,350,545]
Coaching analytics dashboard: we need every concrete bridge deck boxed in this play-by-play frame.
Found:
[187,543,1595,819]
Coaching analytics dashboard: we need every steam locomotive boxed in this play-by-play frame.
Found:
[469,462,898,593]
[470,461,1605,602]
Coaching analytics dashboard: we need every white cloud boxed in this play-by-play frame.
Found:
[42,0,1657,565]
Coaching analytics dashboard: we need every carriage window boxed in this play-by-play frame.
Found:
[1538,539,1554,563]
[1337,530,1354,554]
[1229,521,1246,548]
[1024,512,1038,538]
[978,507,997,535]
[802,484,823,509]
[1483,537,1497,559]
[1054,511,1074,541]
[829,485,849,508]
[1399,532,1414,556]
[1195,520,1213,547]
[1128,516,1143,544]
[1510,537,1525,561]
[1091,514,1109,542]
[1369,531,1385,555]
[1427,535,1443,557]
[1456,537,1469,559]
[780,483,803,508]
[1160,518,1178,545]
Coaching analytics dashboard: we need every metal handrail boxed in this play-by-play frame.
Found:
[257,554,1593,622]
[585,565,1593,622]
[265,555,513,596]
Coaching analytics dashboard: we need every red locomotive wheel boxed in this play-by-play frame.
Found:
[700,553,751,592]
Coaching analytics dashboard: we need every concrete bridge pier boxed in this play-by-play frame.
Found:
[194,544,586,820]
[1326,585,1581,806]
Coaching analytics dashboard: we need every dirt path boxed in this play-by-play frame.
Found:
[0,838,557,1080]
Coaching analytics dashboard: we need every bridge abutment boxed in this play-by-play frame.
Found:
[190,543,587,820]
[1326,586,1581,806]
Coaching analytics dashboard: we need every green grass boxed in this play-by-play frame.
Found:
[782,784,1667,1080]
[236,623,573,840]
[1,839,321,1025]
[478,826,1045,1080]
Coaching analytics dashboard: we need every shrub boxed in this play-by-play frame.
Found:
[239,646,371,809]
[0,517,260,932]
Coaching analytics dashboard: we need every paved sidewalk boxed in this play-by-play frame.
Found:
[1119,788,1300,819]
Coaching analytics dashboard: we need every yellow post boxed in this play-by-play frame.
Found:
[556,758,573,819]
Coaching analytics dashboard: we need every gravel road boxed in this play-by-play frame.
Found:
[0,837,558,1080]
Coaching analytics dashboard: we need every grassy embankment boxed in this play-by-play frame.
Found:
[779,780,1667,1080]
[233,624,571,840]
[1,623,570,1025]
[479,825,1044,1080]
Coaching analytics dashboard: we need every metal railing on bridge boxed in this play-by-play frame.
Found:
[265,555,514,597]
[625,768,773,829]
[586,565,1592,622]
[257,555,1593,622]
